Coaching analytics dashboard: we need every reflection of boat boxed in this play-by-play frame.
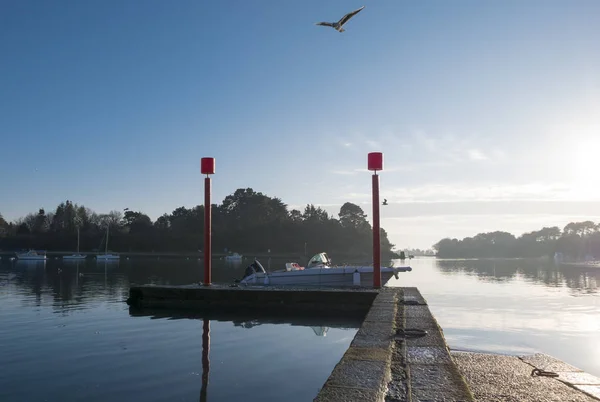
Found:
[64,228,87,260]
[16,250,47,260]
[96,226,120,261]
[239,252,412,287]
[224,252,243,261]
[232,320,330,336]
[15,259,46,268]
[310,326,328,336]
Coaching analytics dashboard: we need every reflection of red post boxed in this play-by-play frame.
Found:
[368,152,384,289]
[200,318,210,402]
[201,158,215,286]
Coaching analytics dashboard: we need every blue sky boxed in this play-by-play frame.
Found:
[1,0,599,249]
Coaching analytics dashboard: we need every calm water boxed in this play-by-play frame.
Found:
[1,256,599,401]
[0,257,361,402]
[390,257,600,377]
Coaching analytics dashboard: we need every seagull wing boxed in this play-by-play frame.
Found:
[315,22,335,27]
[338,6,365,26]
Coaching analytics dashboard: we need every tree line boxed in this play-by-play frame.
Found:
[433,221,600,260]
[0,188,396,259]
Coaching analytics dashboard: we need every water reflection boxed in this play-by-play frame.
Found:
[128,307,362,330]
[395,257,600,377]
[0,257,360,402]
[435,258,600,294]
[125,309,356,401]
[14,259,47,269]
[201,319,210,402]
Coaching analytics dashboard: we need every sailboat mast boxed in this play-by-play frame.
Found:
[77,227,80,253]
[105,226,109,254]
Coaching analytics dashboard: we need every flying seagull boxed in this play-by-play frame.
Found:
[315,6,365,33]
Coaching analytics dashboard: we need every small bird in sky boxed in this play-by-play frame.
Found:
[315,6,365,33]
[383,199,388,206]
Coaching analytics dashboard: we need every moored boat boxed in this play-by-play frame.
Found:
[96,226,120,261]
[224,252,243,261]
[96,254,120,261]
[238,252,411,287]
[64,254,87,260]
[64,228,87,260]
[15,250,47,260]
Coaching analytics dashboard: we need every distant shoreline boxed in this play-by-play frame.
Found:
[0,250,298,259]
[0,250,399,261]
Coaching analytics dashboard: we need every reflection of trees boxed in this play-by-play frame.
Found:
[12,260,130,312]
[560,267,600,294]
[436,259,600,293]
[436,259,518,282]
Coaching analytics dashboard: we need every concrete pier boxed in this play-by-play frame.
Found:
[314,287,473,402]
[126,284,600,401]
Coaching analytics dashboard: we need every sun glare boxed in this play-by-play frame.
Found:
[570,139,600,197]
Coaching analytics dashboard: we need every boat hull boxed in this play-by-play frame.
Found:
[239,266,411,287]
[96,255,120,260]
[16,256,47,260]
[63,255,87,260]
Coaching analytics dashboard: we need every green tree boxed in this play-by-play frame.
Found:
[338,202,369,230]
[0,188,399,258]
[0,214,8,236]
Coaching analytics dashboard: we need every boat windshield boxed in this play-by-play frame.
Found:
[254,259,266,272]
[307,253,331,268]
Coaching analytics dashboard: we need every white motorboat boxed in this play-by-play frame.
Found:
[15,250,47,260]
[64,228,87,260]
[238,252,411,287]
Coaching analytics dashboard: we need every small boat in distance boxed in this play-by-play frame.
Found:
[238,252,411,287]
[16,250,47,260]
[224,252,243,261]
[96,253,120,261]
[64,228,87,260]
[96,226,120,261]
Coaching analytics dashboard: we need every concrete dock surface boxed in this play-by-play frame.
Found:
[453,351,600,402]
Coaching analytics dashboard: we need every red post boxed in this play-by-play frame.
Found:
[372,174,381,288]
[368,152,384,289]
[201,157,215,286]
[200,318,210,402]
[204,177,211,286]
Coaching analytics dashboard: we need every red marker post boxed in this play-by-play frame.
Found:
[368,152,384,288]
[201,157,215,286]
